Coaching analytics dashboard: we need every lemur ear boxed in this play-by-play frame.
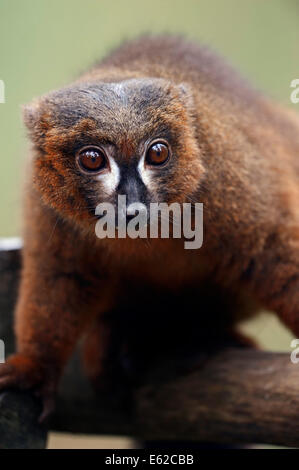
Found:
[22,99,50,147]
[22,100,41,131]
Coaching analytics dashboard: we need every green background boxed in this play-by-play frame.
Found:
[0,0,298,352]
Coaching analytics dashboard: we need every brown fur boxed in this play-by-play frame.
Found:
[1,35,299,420]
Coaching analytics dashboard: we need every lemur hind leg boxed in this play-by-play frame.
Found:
[248,227,299,337]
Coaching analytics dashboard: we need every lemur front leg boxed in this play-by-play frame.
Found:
[0,204,113,422]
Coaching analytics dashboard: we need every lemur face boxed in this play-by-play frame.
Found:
[24,78,204,231]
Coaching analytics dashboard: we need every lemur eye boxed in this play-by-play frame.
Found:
[77,147,106,173]
[146,142,170,166]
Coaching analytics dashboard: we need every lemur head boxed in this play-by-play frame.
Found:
[24,77,204,232]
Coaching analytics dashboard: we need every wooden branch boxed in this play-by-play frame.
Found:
[0,238,298,448]
[0,391,47,449]
[135,348,299,447]
[0,239,46,449]
[0,238,22,356]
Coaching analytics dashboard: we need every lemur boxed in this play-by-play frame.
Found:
[1,35,299,421]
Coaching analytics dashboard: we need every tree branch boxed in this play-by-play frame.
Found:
[135,348,299,447]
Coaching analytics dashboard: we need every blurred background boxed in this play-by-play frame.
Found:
[0,0,298,448]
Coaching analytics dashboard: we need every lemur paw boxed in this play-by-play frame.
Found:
[0,354,57,423]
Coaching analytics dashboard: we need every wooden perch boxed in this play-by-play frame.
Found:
[136,348,299,447]
[0,238,298,448]
[0,391,46,449]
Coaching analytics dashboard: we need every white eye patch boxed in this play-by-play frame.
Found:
[137,154,152,189]
[96,155,120,196]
